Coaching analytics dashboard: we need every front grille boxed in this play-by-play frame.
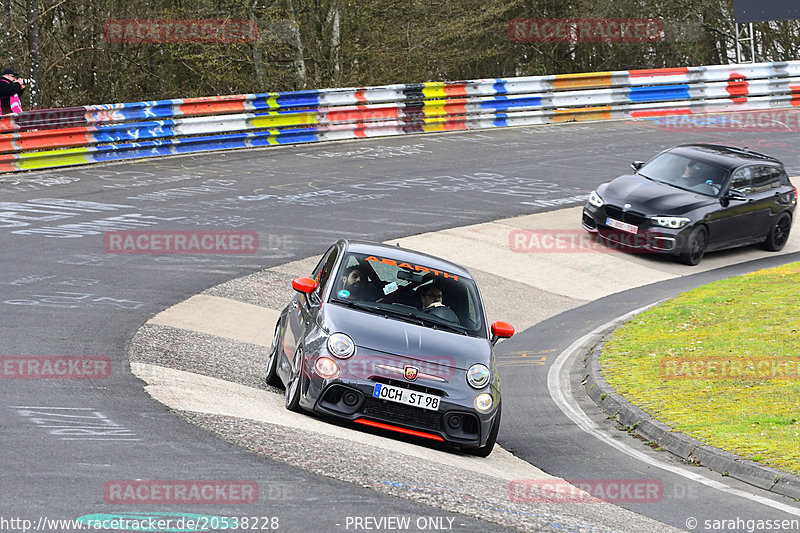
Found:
[604,205,648,226]
[361,397,442,431]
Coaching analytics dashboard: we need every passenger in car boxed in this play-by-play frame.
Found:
[419,282,460,324]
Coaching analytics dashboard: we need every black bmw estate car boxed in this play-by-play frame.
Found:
[582,144,796,265]
[266,240,515,456]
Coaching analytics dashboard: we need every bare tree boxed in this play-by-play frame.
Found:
[4,0,799,108]
[27,0,40,107]
[285,0,308,88]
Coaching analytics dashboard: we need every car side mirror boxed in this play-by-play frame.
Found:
[725,189,747,202]
[292,277,317,294]
[719,188,746,207]
[631,161,644,173]
[490,321,515,345]
[292,277,320,306]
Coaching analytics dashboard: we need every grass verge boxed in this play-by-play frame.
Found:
[601,261,800,475]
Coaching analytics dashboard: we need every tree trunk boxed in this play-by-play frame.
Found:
[27,0,40,108]
[285,0,307,89]
[251,0,267,90]
[3,0,11,63]
[327,0,341,83]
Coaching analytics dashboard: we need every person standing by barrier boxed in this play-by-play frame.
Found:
[0,68,27,115]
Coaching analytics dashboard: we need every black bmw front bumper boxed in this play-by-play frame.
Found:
[582,203,693,255]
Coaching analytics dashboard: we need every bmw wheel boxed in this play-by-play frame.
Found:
[285,347,303,412]
[762,213,792,251]
[265,322,282,387]
[678,226,708,266]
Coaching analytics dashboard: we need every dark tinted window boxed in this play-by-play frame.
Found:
[639,152,729,195]
[313,246,340,293]
[729,167,753,193]
[751,166,782,193]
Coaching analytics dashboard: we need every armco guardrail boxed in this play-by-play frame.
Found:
[2,61,800,173]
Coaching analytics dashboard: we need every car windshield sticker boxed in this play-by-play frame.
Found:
[383,281,398,295]
[337,289,350,298]
[363,256,459,281]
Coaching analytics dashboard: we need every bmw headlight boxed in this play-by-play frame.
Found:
[466,364,491,389]
[650,216,691,229]
[327,333,355,359]
[588,190,604,208]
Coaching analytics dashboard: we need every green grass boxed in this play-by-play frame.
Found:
[601,262,800,475]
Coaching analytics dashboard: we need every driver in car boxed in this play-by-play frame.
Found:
[681,161,722,193]
[680,161,703,184]
[419,282,460,324]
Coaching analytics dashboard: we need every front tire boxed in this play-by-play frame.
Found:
[265,322,282,387]
[284,347,303,412]
[678,226,708,266]
[465,404,501,457]
[762,212,792,251]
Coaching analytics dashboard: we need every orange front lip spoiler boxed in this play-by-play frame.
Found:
[354,419,445,442]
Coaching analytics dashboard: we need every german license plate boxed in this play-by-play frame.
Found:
[605,216,638,234]
[372,383,440,411]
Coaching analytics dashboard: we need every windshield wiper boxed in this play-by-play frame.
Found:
[331,298,467,333]
[331,298,426,326]
[416,315,468,335]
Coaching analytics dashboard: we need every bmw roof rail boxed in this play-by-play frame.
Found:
[730,145,780,162]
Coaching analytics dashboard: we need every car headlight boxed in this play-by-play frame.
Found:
[327,333,355,359]
[474,393,494,413]
[588,190,604,208]
[650,216,691,229]
[466,364,491,389]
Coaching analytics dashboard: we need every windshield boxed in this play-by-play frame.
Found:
[637,152,729,196]
[329,251,487,338]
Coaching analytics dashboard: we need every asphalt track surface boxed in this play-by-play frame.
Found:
[2,118,800,532]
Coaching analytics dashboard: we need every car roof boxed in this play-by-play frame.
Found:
[668,144,782,170]
[340,239,475,280]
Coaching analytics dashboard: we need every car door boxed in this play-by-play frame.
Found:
[746,165,785,238]
[284,245,340,362]
[705,166,752,248]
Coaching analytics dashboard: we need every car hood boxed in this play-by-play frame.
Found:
[599,175,715,215]
[322,303,491,370]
